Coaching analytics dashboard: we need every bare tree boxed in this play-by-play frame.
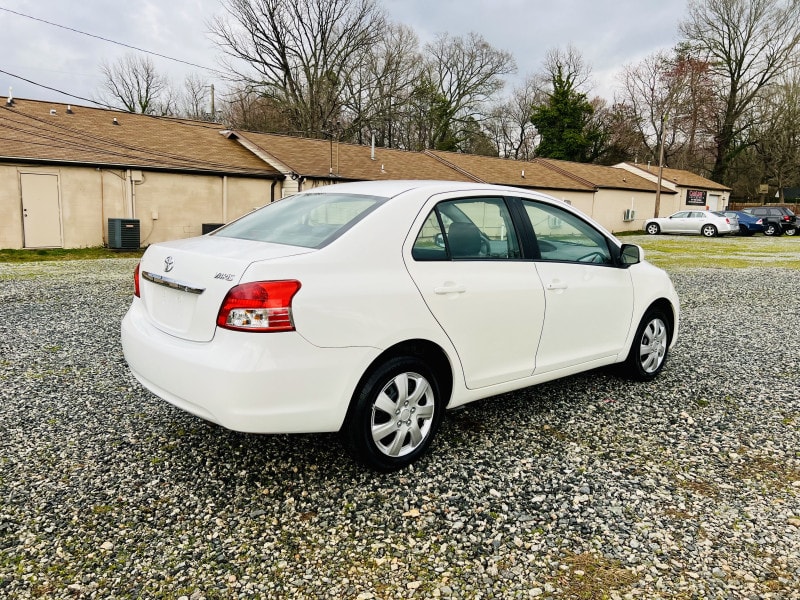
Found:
[752,72,800,200]
[616,49,718,172]
[422,31,516,150]
[210,0,386,137]
[484,77,543,160]
[97,54,171,115]
[542,45,592,92]
[680,0,800,182]
[219,86,294,132]
[341,23,422,147]
[180,73,213,121]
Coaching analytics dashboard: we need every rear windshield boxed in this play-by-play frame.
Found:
[213,192,387,248]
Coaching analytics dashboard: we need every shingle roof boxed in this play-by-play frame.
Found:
[228,131,475,182]
[622,162,730,191]
[0,97,281,177]
[426,150,595,192]
[538,158,673,193]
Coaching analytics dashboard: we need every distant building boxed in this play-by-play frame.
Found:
[615,162,731,215]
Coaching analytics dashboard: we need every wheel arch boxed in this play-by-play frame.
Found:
[342,339,455,429]
[646,298,677,346]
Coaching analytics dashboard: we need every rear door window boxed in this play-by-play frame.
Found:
[412,197,521,261]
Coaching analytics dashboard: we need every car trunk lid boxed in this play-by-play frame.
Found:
[138,236,313,342]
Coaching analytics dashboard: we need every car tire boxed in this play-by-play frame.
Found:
[341,356,443,471]
[646,223,660,235]
[764,222,782,236]
[785,227,797,236]
[701,224,717,237]
[739,225,753,236]
[621,308,671,381]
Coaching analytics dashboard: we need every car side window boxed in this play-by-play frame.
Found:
[521,200,612,264]
[672,211,689,218]
[412,197,520,261]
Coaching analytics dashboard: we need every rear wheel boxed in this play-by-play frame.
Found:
[785,226,797,236]
[701,224,717,237]
[622,309,671,381]
[646,223,660,235]
[764,222,782,236]
[341,356,443,471]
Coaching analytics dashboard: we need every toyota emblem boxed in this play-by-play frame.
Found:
[164,256,174,272]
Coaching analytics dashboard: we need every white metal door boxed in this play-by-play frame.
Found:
[21,173,62,248]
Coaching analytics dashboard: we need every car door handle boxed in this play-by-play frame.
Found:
[434,284,466,295]
[546,280,568,291]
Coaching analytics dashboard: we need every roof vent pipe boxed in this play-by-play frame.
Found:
[371,133,375,160]
[50,109,56,115]
[113,117,120,125]
[66,105,73,114]
[6,87,13,106]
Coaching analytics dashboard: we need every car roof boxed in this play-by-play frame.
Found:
[298,179,555,200]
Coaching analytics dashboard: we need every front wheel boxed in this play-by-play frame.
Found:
[646,223,660,235]
[621,309,671,381]
[341,356,443,471]
[701,224,717,237]
[764,222,782,236]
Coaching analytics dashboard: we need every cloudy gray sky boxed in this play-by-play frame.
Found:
[1,0,687,109]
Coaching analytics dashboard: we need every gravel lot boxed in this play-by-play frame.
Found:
[1,258,799,599]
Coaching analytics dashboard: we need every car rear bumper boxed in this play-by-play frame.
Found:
[121,300,379,433]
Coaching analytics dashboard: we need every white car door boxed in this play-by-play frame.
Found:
[520,200,635,373]
[404,196,545,389]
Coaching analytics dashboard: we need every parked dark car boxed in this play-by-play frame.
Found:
[739,206,797,236]
[718,210,764,236]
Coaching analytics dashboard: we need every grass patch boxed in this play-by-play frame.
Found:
[0,247,143,263]
[623,234,800,270]
[558,552,640,599]
[731,456,800,489]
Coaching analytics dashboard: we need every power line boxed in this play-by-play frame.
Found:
[0,5,216,72]
[0,68,115,109]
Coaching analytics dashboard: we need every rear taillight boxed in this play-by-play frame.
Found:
[756,219,763,224]
[783,215,790,221]
[725,218,730,223]
[217,280,301,332]
[134,263,141,298]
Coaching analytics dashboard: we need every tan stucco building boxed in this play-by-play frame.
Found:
[1,97,282,249]
[1,97,729,249]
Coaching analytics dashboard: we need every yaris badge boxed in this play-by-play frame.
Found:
[164,256,174,272]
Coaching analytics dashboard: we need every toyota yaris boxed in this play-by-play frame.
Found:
[122,180,680,471]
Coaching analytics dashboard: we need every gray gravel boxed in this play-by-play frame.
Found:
[1,258,799,599]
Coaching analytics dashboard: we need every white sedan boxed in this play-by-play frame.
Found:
[645,210,736,237]
[122,181,680,471]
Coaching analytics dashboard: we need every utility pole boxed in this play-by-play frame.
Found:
[654,113,666,219]
[210,84,215,122]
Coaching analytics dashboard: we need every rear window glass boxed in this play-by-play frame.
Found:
[213,192,387,248]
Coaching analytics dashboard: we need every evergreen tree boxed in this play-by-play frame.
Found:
[530,65,602,162]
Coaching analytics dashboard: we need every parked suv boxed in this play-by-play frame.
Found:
[740,206,797,236]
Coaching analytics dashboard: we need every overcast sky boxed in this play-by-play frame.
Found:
[1,0,688,110]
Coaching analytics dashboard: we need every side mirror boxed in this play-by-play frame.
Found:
[434,233,446,248]
[620,243,641,266]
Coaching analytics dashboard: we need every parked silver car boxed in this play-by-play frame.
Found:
[645,210,736,237]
